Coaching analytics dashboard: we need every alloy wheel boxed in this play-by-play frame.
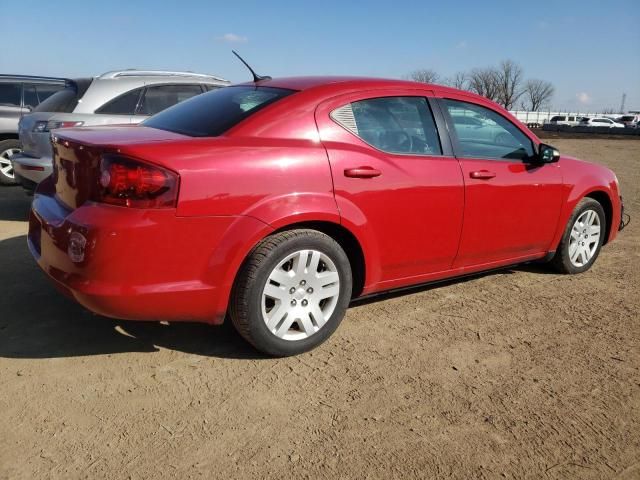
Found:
[0,147,21,179]
[568,209,601,267]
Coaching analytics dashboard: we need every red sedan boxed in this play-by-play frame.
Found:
[28,77,624,356]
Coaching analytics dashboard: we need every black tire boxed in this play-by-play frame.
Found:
[0,139,21,186]
[551,198,606,274]
[230,229,352,357]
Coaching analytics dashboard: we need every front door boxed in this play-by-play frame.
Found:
[439,97,563,267]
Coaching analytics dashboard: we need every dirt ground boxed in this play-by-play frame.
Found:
[0,139,638,479]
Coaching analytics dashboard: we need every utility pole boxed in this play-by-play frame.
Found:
[620,93,626,113]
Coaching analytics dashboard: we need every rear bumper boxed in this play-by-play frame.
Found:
[11,153,52,185]
[28,187,270,324]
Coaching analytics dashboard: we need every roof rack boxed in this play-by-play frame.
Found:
[99,70,229,82]
[0,74,68,83]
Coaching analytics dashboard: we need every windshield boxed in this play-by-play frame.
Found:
[142,86,295,137]
[34,78,93,113]
[143,85,295,137]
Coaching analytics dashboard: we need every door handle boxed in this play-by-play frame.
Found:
[344,167,382,178]
[470,170,496,179]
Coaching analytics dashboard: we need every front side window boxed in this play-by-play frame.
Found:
[0,83,21,107]
[95,88,143,115]
[443,99,534,161]
[331,97,442,155]
[143,85,294,137]
[137,84,203,116]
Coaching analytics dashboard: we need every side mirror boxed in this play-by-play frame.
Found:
[538,143,560,163]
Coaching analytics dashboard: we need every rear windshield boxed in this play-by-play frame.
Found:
[143,85,295,137]
[34,78,93,113]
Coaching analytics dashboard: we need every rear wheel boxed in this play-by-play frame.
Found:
[0,139,21,185]
[230,229,352,356]
[551,198,605,274]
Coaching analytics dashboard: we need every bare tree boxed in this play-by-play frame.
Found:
[522,79,554,111]
[467,67,500,102]
[495,60,524,110]
[443,71,468,90]
[406,69,440,84]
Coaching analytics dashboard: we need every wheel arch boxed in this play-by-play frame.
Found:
[0,133,20,143]
[585,190,613,245]
[272,220,366,298]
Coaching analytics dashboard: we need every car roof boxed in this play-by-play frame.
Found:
[71,70,230,114]
[0,74,68,84]
[237,75,492,104]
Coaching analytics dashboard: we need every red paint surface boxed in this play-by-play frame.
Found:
[29,77,622,323]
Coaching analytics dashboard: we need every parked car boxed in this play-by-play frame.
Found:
[615,115,640,127]
[579,117,626,128]
[548,115,582,126]
[28,77,624,356]
[0,75,66,184]
[12,70,229,191]
[449,114,519,147]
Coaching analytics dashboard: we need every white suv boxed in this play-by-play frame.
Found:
[549,115,582,126]
[579,117,626,128]
[12,70,229,191]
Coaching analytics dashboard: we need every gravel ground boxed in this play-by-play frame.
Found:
[0,138,638,479]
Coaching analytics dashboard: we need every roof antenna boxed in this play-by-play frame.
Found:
[232,50,271,82]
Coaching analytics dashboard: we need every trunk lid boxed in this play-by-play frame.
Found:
[52,126,187,209]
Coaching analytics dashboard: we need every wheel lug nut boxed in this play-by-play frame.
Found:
[289,287,296,294]
[301,299,308,307]
[307,287,313,294]
[300,280,306,286]
[291,299,297,306]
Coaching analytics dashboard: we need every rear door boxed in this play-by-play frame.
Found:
[0,82,23,131]
[316,90,464,286]
[438,96,563,267]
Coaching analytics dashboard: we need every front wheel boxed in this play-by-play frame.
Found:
[230,229,352,356]
[551,198,605,274]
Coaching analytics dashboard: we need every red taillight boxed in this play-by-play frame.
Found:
[93,155,178,208]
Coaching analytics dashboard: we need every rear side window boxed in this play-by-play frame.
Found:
[24,84,39,109]
[443,99,534,161]
[137,84,203,116]
[0,83,21,107]
[34,79,93,113]
[95,87,143,115]
[331,97,442,155]
[143,86,294,137]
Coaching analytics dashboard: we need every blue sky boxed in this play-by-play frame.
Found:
[3,0,639,111]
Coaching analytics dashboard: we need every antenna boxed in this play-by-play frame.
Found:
[620,93,626,114]
[232,50,271,82]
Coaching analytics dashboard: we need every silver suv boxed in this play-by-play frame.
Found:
[0,75,66,184]
[12,70,229,190]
